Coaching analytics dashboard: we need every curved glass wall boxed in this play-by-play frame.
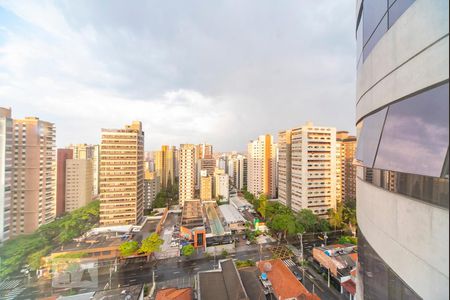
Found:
[356,0,416,66]
[358,230,422,300]
[356,82,449,178]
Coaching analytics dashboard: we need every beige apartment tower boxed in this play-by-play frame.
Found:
[10,117,56,236]
[247,135,277,198]
[179,144,196,206]
[336,131,356,203]
[65,159,93,212]
[99,121,144,226]
[200,173,213,201]
[68,143,100,196]
[278,130,292,208]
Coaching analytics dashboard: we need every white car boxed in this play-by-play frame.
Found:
[170,241,179,248]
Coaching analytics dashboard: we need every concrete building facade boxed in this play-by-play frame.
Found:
[155,145,176,190]
[336,131,356,204]
[247,135,277,199]
[355,1,449,299]
[179,144,196,206]
[278,130,292,208]
[289,122,337,215]
[0,107,12,242]
[200,173,213,201]
[10,117,56,236]
[65,159,93,212]
[56,148,73,216]
[144,170,160,210]
[99,121,144,226]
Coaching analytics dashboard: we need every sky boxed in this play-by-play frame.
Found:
[0,0,356,151]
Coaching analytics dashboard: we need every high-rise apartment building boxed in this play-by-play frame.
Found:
[56,148,73,216]
[247,135,277,198]
[0,107,12,242]
[278,130,292,208]
[68,144,100,196]
[179,144,196,206]
[10,117,56,236]
[200,172,213,201]
[99,121,144,226]
[214,173,229,201]
[144,170,160,210]
[336,131,356,203]
[355,1,449,299]
[278,123,337,215]
[155,145,176,189]
[228,154,247,190]
[65,159,93,212]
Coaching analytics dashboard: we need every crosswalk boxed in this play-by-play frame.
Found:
[283,259,297,268]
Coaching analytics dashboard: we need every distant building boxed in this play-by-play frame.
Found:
[65,159,93,212]
[179,144,196,206]
[247,135,277,199]
[99,121,144,226]
[144,170,160,210]
[278,122,337,215]
[200,173,213,201]
[67,144,100,197]
[215,173,229,201]
[0,107,12,242]
[56,149,74,216]
[10,116,56,236]
[155,145,176,189]
[336,131,356,203]
[228,154,247,190]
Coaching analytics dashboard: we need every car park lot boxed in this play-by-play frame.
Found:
[155,213,180,259]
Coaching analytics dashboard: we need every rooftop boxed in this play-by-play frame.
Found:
[198,259,248,300]
[91,284,143,300]
[53,232,124,253]
[219,204,247,224]
[257,259,319,300]
[238,267,267,300]
[155,288,193,300]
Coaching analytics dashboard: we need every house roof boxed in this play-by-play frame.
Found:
[156,288,192,300]
[238,267,266,300]
[341,279,356,295]
[257,259,320,300]
[198,259,248,300]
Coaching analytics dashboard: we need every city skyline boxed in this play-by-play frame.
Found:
[0,0,356,151]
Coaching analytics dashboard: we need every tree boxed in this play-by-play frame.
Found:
[181,244,195,257]
[257,194,268,219]
[139,233,164,260]
[269,213,297,241]
[296,209,320,232]
[265,202,291,221]
[338,236,358,245]
[153,191,168,208]
[328,205,344,230]
[119,241,139,257]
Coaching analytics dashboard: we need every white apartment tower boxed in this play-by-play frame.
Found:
[179,144,196,205]
[247,135,277,198]
[279,122,337,215]
[0,107,12,242]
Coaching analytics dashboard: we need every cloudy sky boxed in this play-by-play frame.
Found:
[0,0,356,151]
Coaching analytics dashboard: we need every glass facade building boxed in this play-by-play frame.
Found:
[355,0,449,299]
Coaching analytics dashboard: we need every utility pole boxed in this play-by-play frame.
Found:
[328,268,330,288]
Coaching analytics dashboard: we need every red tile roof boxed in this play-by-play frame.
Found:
[156,288,193,300]
[257,259,320,300]
[341,279,356,295]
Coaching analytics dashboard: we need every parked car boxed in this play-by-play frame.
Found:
[170,241,179,247]
[246,241,251,245]
[293,271,302,281]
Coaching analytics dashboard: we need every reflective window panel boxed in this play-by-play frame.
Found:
[375,83,449,177]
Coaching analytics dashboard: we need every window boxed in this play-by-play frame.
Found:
[374,83,449,177]
[388,0,415,27]
[356,107,388,168]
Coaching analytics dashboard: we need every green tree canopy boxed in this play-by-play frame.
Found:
[119,241,139,257]
[269,213,298,239]
[296,209,320,232]
[257,194,268,219]
[139,233,164,256]
[181,244,195,257]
